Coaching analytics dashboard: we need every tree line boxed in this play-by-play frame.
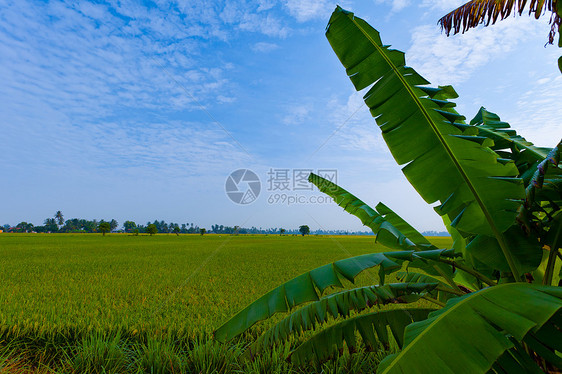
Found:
[0,211,383,236]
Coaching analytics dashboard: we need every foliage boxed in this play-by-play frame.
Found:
[146,224,158,236]
[55,210,64,226]
[214,6,562,373]
[299,225,310,236]
[99,222,111,236]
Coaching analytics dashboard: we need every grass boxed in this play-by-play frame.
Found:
[0,233,452,372]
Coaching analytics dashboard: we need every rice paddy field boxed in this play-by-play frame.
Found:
[0,233,452,373]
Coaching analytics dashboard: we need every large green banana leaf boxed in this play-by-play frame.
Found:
[287,309,435,365]
[309,172,455,283]
[469,108,561,227]
[326,7,525,278]
[523,140,562,211]
[470,107,550,164]
[247,283,437,356]
[377,284,562,374]
[396,271,462,303]
[374,202,433,249]
[308,172,420,251]
[465,225,542,273]
[213,249,456,342]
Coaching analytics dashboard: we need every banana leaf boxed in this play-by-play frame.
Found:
[308,172,419,251]
[287,309,435,365]
[374,202,433,249]
[377,284,562,373]
[396,271,462,303]
[214,249,456,342]
[309,172,457,284]
[247,283,437,356]
[470,107,550,164]
[326,6,525,278]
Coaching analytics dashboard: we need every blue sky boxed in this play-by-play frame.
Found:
[1,0,560,232]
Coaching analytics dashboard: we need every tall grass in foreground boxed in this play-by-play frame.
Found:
[1,334,391,373]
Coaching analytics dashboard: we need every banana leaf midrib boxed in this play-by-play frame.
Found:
[346,13,521,280]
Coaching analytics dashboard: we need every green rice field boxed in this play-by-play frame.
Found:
[0,234,452,373]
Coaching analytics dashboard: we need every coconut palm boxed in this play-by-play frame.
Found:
[55,211,64,226]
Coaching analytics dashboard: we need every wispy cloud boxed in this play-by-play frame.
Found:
[282,104,312,125]
[420,0,464,12]
[252,42,280,52]
[406,16,548,85]
[374,0,411,13]
[0,0,262,181]
[508,73,562,148]
[282,0,333,22]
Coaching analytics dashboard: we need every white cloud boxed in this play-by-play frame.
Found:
[252,42,280,52]
[374,0,411,13]
[0,0,255,180]
[507,73,562,148]
[406,16,547,85]
[327,92,388,153]
[282,0,333,22]
[238,12,290,37]
[420,0,464,12]
[282,104,312,125]
[257,0,276,12]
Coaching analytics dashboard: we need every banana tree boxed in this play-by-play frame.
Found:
[214,7,562,373]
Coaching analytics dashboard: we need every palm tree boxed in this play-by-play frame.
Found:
[439,0,561,45]
[55,211,64,226]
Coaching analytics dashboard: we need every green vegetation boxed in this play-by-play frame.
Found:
[298,225,310,236]
[146,224,158,236]
[98,222,111,236]
[215,7,562,373]
[0,233,450,372]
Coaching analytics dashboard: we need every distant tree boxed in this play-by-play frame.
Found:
[280,228,286,236]
[299,225,310,236]
[160,220,169,233]
[234,225,239,235]
[16,222,33,233]
[146,224,158,236]
[123,221,137,233]
[55,211,64,226]
[44,218,58,232]
[109,219,118,232]
[200,228,206,236]
[173,226,180,236]
[98,222,110,236]
[133,228,139,236]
